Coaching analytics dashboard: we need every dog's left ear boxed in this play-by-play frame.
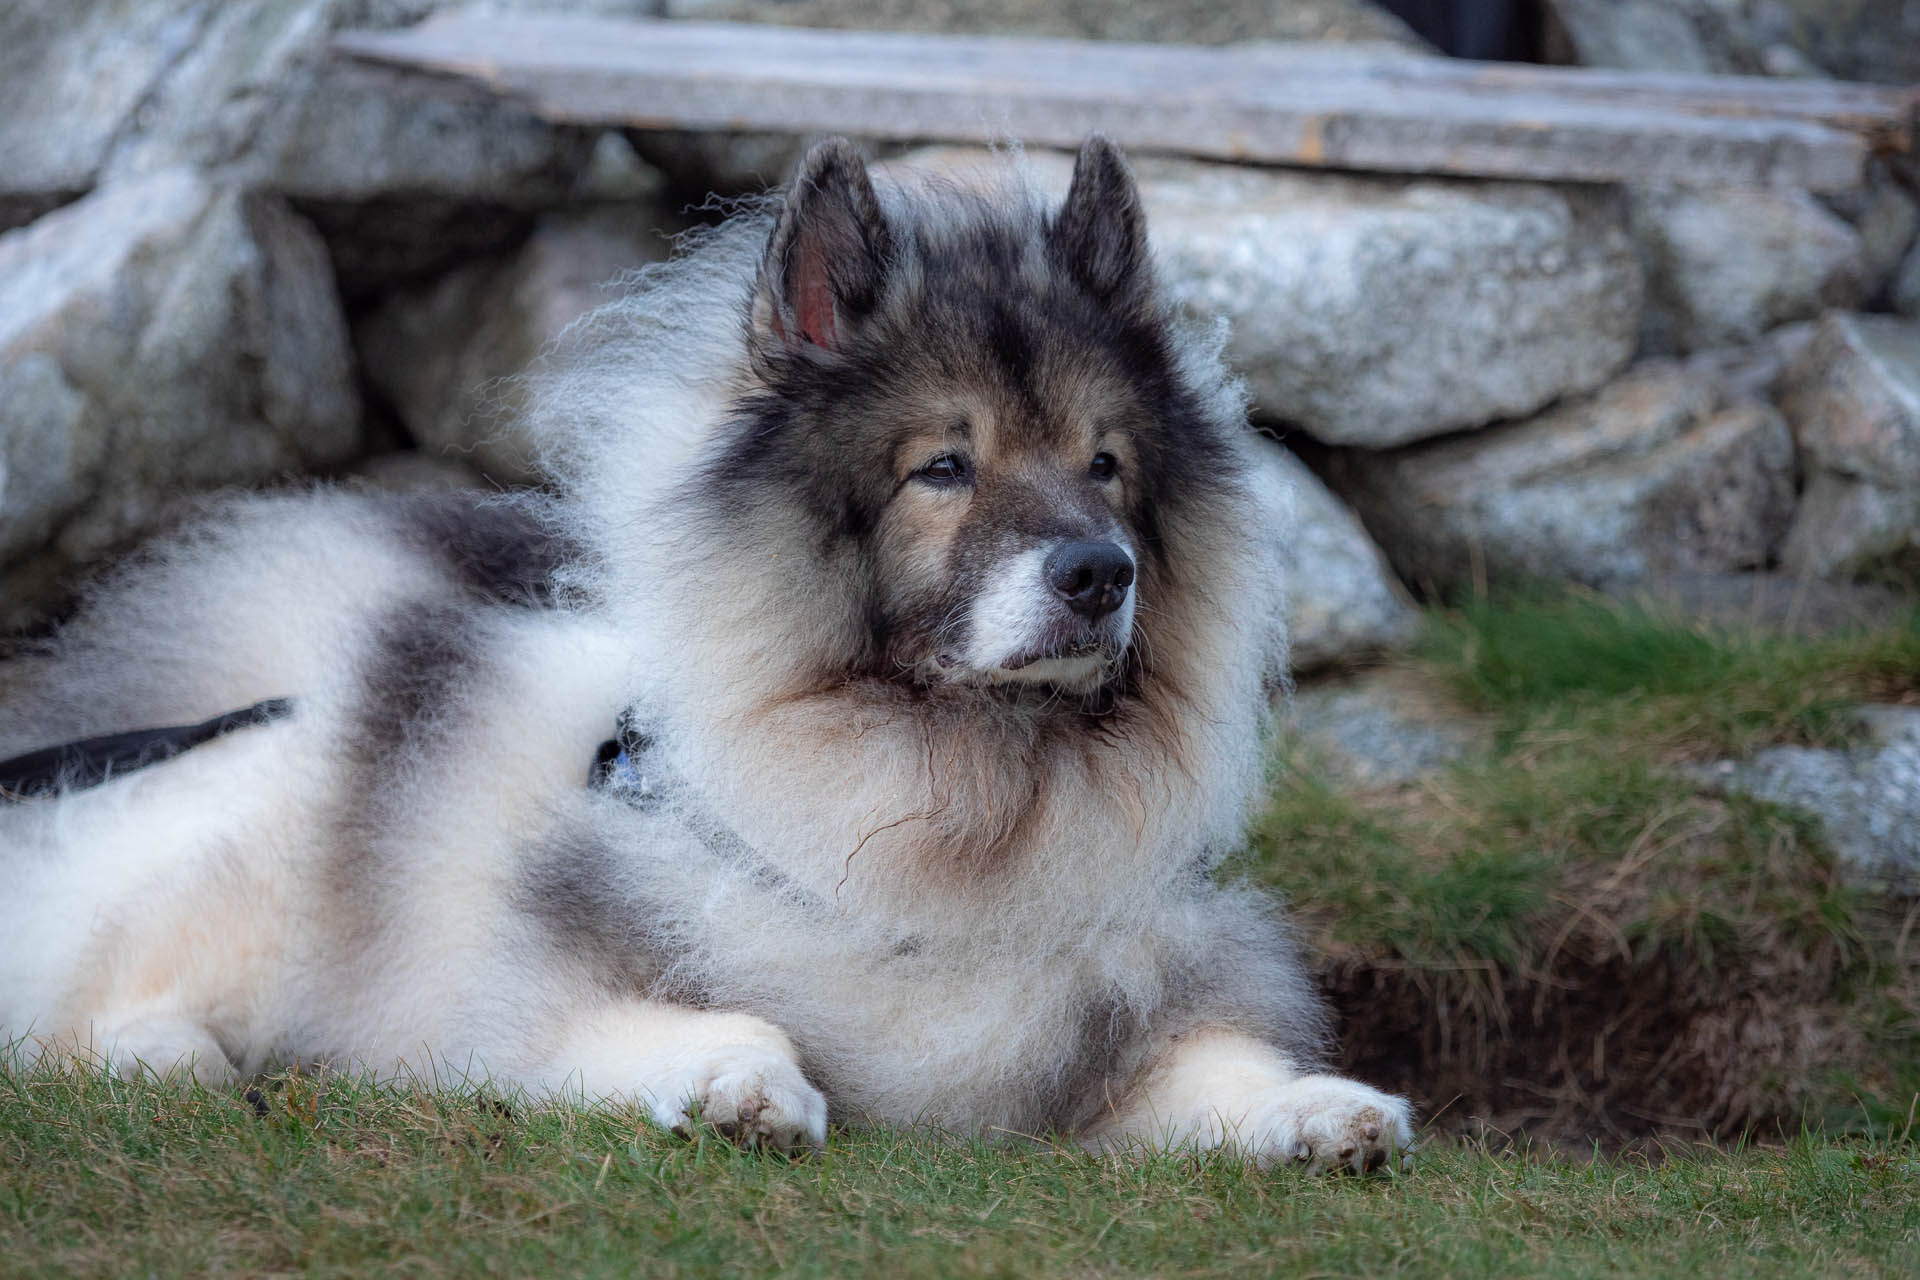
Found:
[1049,135,1150,307]
[755,137,894,356]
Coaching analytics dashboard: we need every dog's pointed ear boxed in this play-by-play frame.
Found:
[1050,135,1149,306]
[755,138,893,356]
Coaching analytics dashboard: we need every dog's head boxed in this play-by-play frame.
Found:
[699,136,1244,697]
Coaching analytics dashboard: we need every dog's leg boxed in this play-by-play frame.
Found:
[1086,1028,1413,1173]
[530,1001,827,1152]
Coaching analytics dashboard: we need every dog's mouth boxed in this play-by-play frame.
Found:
[936,641,1108,679]
[997,640,1100,672]
[986,650,1107,688]
[936,635,1119,690]
[939,540,1138,690]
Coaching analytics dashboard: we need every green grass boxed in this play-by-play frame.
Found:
[6,591,1919,1275]
[1255,592,1920,1139]
[1424,593,1920,757]
[2,1068,1916,1279]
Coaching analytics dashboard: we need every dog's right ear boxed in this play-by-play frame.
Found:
[754,138,893,358]
[1050,135,1149,308]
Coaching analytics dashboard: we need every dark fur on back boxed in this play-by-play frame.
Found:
[398,492,582,609]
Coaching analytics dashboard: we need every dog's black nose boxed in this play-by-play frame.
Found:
[1044,541,1134,619]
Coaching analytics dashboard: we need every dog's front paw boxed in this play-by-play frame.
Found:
[651,1041,828,1154]
[97,1016,237,1087]
[1229,1075,1414,1174]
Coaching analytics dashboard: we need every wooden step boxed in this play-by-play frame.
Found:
[333,13,1919,191]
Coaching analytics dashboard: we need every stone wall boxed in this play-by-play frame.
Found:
[3,0,1918,669]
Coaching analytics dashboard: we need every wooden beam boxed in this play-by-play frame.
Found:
[334,13,1919,191]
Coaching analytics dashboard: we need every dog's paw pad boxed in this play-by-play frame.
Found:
[1239,1076,1414,1175]
[656,1045,827,1154]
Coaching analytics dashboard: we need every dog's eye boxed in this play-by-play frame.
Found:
[915,454,973,486]
[1089,452,1118,480]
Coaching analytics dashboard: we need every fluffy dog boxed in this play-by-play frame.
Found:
[0,137,1413,1172]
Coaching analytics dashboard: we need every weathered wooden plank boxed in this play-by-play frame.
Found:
[334,13,1915,190]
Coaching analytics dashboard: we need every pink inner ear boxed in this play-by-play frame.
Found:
[793,267,840,350]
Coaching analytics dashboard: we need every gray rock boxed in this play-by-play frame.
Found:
[627,130,888,203]
[358,208,672,485]
[1631,186,1868,356]
[0,0,197,204]
[1764,0,1920,86]
[0,171,360,626]
[123,0,606,201]
[1782,474,1920,581]
[1783,313,1920,485]
[1286,670,1485,788]
[1895,237,1920,320]
[898,146,1642,449]
[1689,706,1920,893]
[1247,436,1420,673]
[1331,357,1798,593]
[1156,169,1641,447]
[0,196,80,236]
[0,0,604,214]
[1826,162,1918,307]
[1546,0,1718,72]
[1778,312,1920,580]
[256,60,598,205]
[1546,0,1920,85]
[1684,321,1817,405]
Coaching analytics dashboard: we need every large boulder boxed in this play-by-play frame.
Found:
[1328,357,1797,593]
[897,146,1641,449]
[0,0,191,220]
[0,0,629,219]
[357,208,671,485]
[1631,187,1868,356]
[1166,170,1640,447]
[0,171,360,627]
[1689,706,1920,894]
[1779,312,1920,579]
[1248,436,1420,673]
[9,0,673,299]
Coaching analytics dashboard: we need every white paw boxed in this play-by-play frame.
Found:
[649,1041,828,1154]
[98,1017,236,1086]
[1224,1075,1414,1174]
